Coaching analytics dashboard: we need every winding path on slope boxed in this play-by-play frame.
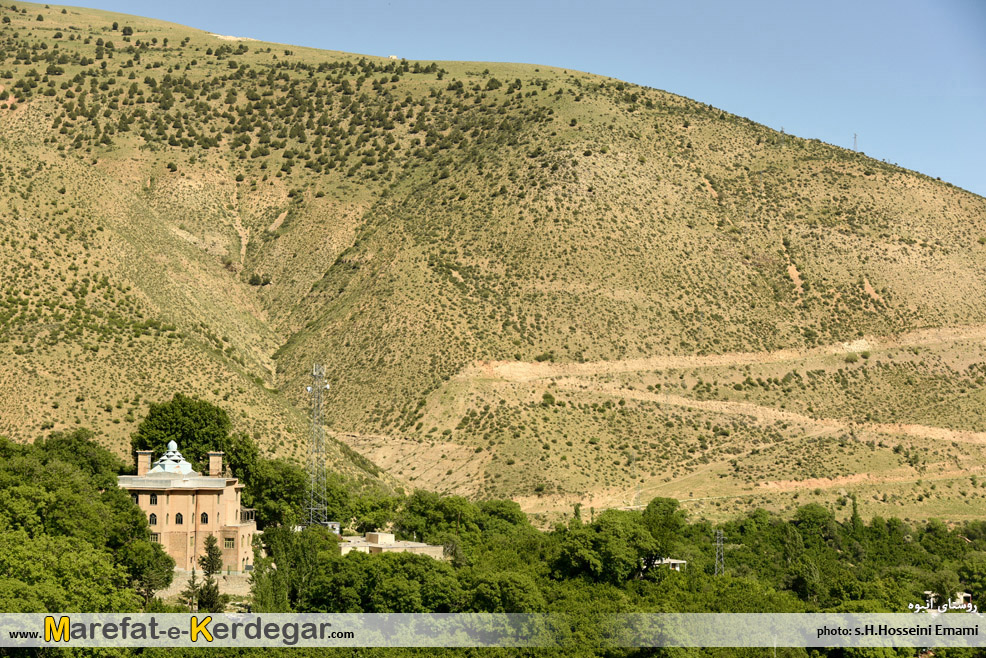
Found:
[462,323,986,382]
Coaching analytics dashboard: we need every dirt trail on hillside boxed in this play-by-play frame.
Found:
[267,211,288,232]
[758,466,985,493]
[463,323,986,382]
[553,379,986,445]
[232,215,249,263]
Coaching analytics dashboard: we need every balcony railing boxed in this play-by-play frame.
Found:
[240,508,256,523]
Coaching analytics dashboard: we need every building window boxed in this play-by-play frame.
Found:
[149,493,158,505]
[131,494,139,505]
[224,538,235,549]
[150,533,159,542]
[201,512,208,525]
[149,513,157,526]
[175,513,183,525]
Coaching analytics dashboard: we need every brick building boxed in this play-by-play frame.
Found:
[117,440,258,573]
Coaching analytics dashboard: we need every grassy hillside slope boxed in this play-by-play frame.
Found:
[1,2,985,520]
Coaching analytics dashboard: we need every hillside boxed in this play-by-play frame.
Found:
[2,2,985,521]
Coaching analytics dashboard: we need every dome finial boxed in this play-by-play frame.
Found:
[167,440,178,451]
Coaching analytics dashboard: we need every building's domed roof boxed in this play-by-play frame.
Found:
[147,441,198,476]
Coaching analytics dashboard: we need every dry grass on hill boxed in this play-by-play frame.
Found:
[1,1,985,518]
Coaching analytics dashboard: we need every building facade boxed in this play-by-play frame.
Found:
[117,441,258,573]
[339,531,444,559]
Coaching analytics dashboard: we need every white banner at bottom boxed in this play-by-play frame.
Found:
[1,612,984,648]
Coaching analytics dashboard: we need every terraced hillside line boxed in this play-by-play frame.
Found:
[465,323,986,382]
[757,466,986,493]
[616,466,986,509]
[555,378,986,446]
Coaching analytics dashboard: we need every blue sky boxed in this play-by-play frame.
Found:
[73,0,986,197]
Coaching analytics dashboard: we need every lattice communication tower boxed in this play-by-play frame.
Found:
[714,529,725,576]
[306,364,329,526]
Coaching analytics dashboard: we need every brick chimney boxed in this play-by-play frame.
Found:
[208,451,224,477]
[136,450,153,476]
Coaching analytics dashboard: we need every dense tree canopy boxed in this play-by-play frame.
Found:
[130,393,246,473]
[8,399,986,658]
[0,430,173,611]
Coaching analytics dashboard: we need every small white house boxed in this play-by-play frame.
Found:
[655,558,687,572]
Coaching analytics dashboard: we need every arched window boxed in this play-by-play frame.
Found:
[175,513,183,525]
[201,512,209,525]
[149,513,157,526]
[149,493,158,505]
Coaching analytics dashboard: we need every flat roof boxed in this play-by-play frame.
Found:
[340,536,439,549]
[118,474,238,490]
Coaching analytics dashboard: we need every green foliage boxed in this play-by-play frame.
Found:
[131,393,244,471]
[554,510,658,585]
[246,457,308,528]
[0,431,170,611]
[198,533,224,577]
[395,490,480,543]
[178,568,201,612]
[642,496,686,556]
[250,525,340,612]
[120,540,175,608]
[308,551,463,613]
[197,534,229,612]
[464,571,546,612]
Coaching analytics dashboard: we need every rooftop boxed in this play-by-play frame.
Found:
[340,535,437,549]
[148,440,198,476]
[119,441,237,489]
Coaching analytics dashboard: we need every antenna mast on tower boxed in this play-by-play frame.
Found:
[306,364,329,526]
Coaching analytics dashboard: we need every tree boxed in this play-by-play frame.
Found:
[178,569,201,612]
[250,525,339,612]
[197,535,228,613]
[467,572,546,612]
[120,540,175,608]
[555,511,658,585]
[642,497,686,557]
[111,21,118,30]
[198,577,225,613]
[41,428,124,489]
[199,534,224,577]
[131,394,247,475]
[0,531,141,612]
[246,457,307,528]
[122,26,133,36]
[959,553,986,596]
